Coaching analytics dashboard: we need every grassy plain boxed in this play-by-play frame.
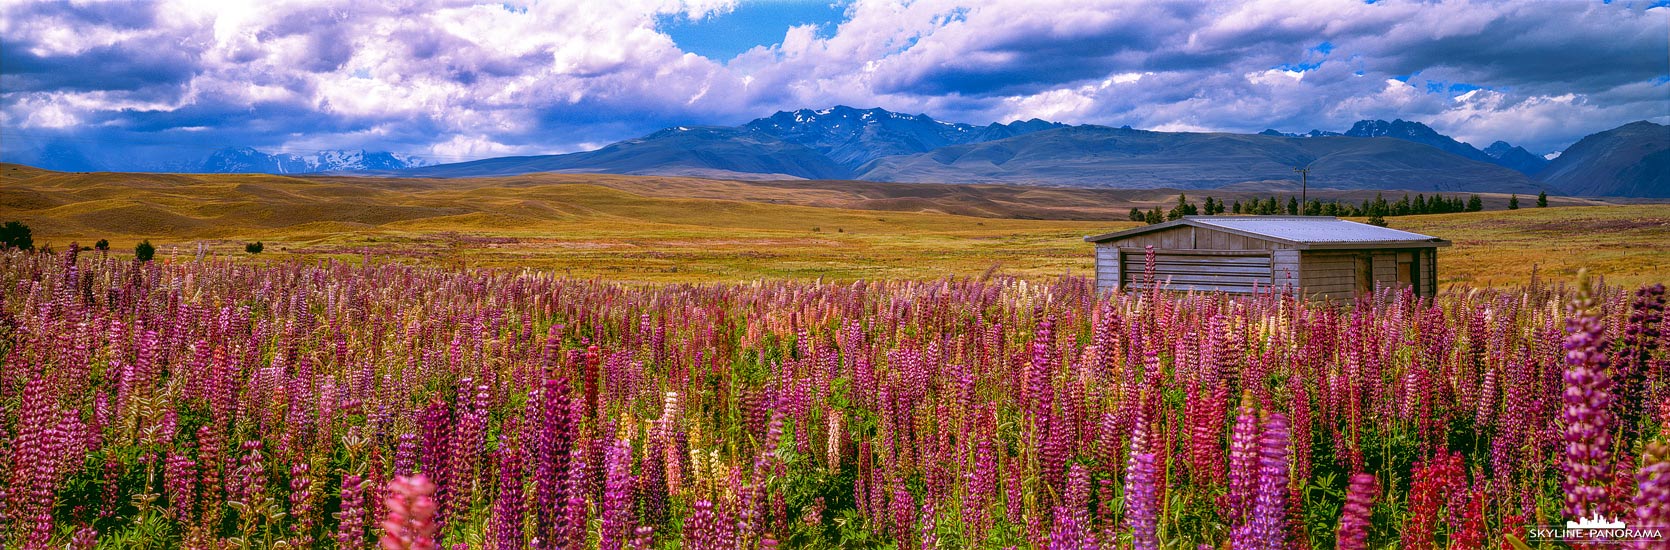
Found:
[2,163,1664,286]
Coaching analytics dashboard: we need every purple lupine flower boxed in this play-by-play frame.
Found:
[1224,392,1260,526]
[1231,412,1289,550]
[534,377,577,549]
[629,526,654,550]
[684,499,723,550]
[599,438,635,550]
[1633,442,1669,549]
[1336,473,1378,550]
[490,446,525,550]
[1125,449,1159,550]
[336,474,370,550]
[1563,278,1618,519]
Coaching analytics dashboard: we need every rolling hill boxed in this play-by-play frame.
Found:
[0,163,1660,286]
[1536,121,1670,198]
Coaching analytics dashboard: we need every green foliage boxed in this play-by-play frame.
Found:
[1536,190,1548,207]
[95,239,110,251]
[1466,194,1484,212]
[1508,194,1519,210]
[245,241,264,254]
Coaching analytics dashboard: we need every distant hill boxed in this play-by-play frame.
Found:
[1536,121,1670,198]
[855,125,1542,192]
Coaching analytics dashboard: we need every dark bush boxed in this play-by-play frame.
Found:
[1,221,33,250]
[135,240,156,262]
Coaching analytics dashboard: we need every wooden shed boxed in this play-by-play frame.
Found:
[1084,216,1450,299]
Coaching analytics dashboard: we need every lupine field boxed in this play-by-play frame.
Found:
[1,247,1667,549]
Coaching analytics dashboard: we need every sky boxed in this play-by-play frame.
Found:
[1,0,1666,170]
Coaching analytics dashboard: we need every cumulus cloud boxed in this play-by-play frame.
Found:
[1,0,1664,169]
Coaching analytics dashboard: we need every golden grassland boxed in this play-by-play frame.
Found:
[2,163,1665,286]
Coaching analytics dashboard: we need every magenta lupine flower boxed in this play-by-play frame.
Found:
[380,474,440,550]
[1224,392,1260,525]
[233,440,267,506]
[1049,463,1093,550]
[890,481,915,546]
[1335,473,1378,550]
[629,526,654,550]
[1125,449,1159,550]
[535,377,577,548]
[1563,279,1618,519]
[1614,284,1664,442]
[336,474,370,550]
[164,451,198,523]
[1230,412,1289,550]
[600,438,635,550]
[490,446,525,550]
[684,499,724,550]
[289,461,317,547]
[1633,442,1669,547]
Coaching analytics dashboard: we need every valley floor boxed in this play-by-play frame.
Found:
[2,164,1665,287]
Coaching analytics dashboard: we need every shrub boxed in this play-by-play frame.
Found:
[1537,190,1549,207]
[1508,195,1519,210]
[1,221,33,250]
[246,241,265,254]
[95,239,109,251]
[135,240,155,261]
[1367,214,1388,227]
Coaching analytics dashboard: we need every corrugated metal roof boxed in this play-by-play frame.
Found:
[1189,217,1440,243]
[1084,216,1450,248]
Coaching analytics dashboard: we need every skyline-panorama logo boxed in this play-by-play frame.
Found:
[1525,511,1663,545]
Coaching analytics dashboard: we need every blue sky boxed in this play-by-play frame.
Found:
[1,0,1665,171]
[661,1,849,60]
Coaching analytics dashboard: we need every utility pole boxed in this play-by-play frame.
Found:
[1293,165,1311,206]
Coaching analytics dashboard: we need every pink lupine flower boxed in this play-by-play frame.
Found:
[379,474,440,550]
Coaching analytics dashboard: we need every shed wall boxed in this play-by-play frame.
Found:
[1299,251,1360,300]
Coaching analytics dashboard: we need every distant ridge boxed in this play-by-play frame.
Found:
[403,107,1557,193]
[1536,121,1669,198]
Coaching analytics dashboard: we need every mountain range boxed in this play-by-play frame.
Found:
[405,108,1670,195]
[15,145,430,174]
[13,107,1667,197]
[200,148,430,174]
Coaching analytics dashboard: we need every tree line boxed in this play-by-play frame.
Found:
[1130,190,1548,226]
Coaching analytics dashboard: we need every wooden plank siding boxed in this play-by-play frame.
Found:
[1299,251,1359,300]
[1272,250,1300,292]
[1094,244,1121,291]
[1372,251,1397,294]
[1423,248,1437,296]
[1121,251,1273,294]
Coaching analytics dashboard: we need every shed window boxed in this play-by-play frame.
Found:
[1396,252,1418,294]
[1354,254,1373,295]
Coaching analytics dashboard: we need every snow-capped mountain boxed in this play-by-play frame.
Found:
[1257,129,1343,138]
[1481,140,1550,175]
[742,106,1064,170]
[200,147,429,174]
